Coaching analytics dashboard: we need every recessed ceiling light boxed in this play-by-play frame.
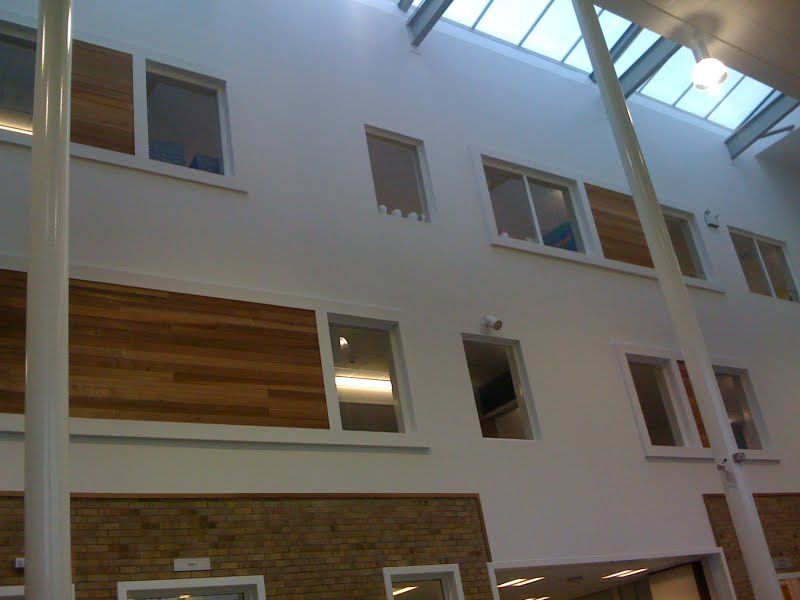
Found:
[335,376,392,393]
[617,568,648,578]
[512,577,545,586]
[393,586,418,596]
[498,578,527,588]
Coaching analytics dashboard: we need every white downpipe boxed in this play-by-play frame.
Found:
[571,2,780,598]
[24,0,73,598]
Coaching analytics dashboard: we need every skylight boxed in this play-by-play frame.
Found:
[407,0,783,130]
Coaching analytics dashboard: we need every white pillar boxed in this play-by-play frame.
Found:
[24,0,73,598]
[571,2,780,598]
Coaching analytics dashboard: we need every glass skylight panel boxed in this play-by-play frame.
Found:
[523,0,582,60]
[476,0,552,44]
[564,41,592,72]
[707,77,772,129]
[443,0,492,27]
[675,69,744,117]
[613,29,659,75]
[640,47,695,105]
[564,10,631,73]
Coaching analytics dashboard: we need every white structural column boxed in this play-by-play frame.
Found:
[24,0,74,598]
[571,2,781,598]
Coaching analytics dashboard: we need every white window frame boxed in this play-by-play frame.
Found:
[364,124,437,223]
[142,60,234,177]
[662,207,711,282]
[0,20,38,135]
[462,333,541,441]
[728,227,799,302]
[0,585,75,599]
[118,575,265,600]
[319,312,416,434]
[614,342,775,461]
[383,564,466,600]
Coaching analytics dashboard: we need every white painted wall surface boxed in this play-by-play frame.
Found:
[0,0,798,566]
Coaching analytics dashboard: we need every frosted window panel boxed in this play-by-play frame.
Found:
[614,29,659,76]
[444,0,492,26]
[640,47,695,105]
[708,77,772,128]
[676,70,744,117]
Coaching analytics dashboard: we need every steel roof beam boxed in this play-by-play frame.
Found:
[617,36,680,98]
[407,0,455,46]
[726,94,800,159]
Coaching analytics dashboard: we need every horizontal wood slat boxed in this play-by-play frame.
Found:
[71,41,135,155]
[585,183,654,269]
[0,269,329,428]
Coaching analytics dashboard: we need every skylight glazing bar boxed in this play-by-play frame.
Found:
[671,82,694,107]
[518,0,557,47]
[471,0,495,29]
[618,36,680,98]
[725,94,800,159]
[407,0,456,46]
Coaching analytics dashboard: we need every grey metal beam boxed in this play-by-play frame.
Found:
[589,23,642,82]
[726,94,800,159]
[398,0,414,12]
[407,0,455,46]
[617,36,680,98]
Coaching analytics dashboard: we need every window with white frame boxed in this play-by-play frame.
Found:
[626,357,684,447]
[328,315,408,433]
[483,160,583,252]
[0,26,36,134]
[715,368,763,450]
[146,63,229,175]
[663,212,705,280]
[383,565,465,600]
[730,230,798,302]
[118,576,265,600]
[366,127,431,222]
[462,335,537,440]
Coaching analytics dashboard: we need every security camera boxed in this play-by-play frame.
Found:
[482,314,503,331]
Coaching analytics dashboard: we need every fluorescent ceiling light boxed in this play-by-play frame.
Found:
[617,568,648,577]
[512,577,545,586]
[393,586,418,596]
[602,568,648,579]
[335,376,393,393]
[498,578,527,588]
[0,123,32,136]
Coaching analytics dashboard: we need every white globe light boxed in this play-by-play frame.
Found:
[693,57,728,90]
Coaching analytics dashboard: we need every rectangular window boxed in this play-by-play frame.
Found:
[586,184,707,278]
[715,370,762,450]
[329,318,405,433]
[0,31,35,133]
[118,576,265,600]
[147,64,227,175]
[627,358,683,447]
[366,128,430,222]
[462,337,535,440]
[383,565,465,600]
[730,230,798,301]
[484,161,582,252]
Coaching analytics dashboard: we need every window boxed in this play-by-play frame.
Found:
[329,317,406,433]
[462,336,536,440]
[383,565,465,600]
[0,586,24,600]
[730,230,798,302]
[0,30,35,133]
[484,161,582,251]
[627,358,683,447]
[586,184,707,278]
[147,64,228,175]
[714,369,763,450]
[366,128,430,222]
[118,576,265,600]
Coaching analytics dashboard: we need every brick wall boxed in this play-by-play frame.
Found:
[704,493,800,600]
[0,494,493,599]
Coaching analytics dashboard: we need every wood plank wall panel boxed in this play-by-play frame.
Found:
[71,41,135,155]
[0,269,329,428]
[0,494,494,599]
[677,360,711,448]
[585,183,654,269]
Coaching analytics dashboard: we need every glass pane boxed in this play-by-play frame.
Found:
[463,339,530,440]
[613,29,660,76]
[664,215,704,279]
[564,11,630,73]
[476,0,552,45]
[522,0,582,60]
[0,33,36,132]
[147,72,224,174]
[528,178,581,252]
[144,595,244,600]
[484,165,538,242]
[330,323,400,433]
[757,240,798,302]
[367,133,428,221]
[675,70,744,117]
[730,233,771,296]
[640,47,696,105]
[715,372,762,450]
[707,77,772,129]
[392,579,446,599]
[443,0,492,26]
[628,361,682,447]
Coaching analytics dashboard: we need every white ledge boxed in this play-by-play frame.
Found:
[644,445,779,463]
[0,414,429,450]
[491,238,725,293]
[0,128,247,193]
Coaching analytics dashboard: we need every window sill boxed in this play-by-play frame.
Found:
[0,128,247,194]
[643,445,779,463]
[491,237,724,293]
[0,414,429,450]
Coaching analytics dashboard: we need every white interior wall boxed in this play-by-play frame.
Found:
[0,0,798,565]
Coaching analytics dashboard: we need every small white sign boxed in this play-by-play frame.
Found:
[174,557,211,572]
[14,557,25,569]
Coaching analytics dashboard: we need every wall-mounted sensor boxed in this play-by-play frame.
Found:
[704,209,720,229]
[482,314,503,331]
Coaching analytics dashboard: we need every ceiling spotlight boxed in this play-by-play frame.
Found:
[691,40,727,91]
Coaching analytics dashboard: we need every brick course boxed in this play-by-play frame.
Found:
[0,494,492,599]
[704,493,800,600]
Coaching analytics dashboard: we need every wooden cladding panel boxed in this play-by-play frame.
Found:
[71,41,135,155]
[585,183,654,269]
[0,269,329,428]
[677,360,711,448]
